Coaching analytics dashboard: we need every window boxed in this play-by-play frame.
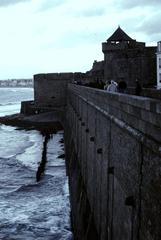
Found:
[159,58,161,68]
[159,73,161,83]
[158,42,161,52]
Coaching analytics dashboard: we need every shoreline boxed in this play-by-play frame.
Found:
[0,112,63,133]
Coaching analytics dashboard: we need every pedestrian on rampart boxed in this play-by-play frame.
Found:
[107,80,118,92]
[118,81,127,93]
[104,80,111,90]
[135,79,142,96]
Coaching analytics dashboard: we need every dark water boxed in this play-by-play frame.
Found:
[0,88,72,239]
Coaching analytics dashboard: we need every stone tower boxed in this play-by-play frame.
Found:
[102,26,156,87]
[156,41,161,88]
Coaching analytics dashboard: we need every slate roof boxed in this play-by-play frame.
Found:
[107,26,134,42]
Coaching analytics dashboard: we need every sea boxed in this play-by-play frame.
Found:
[0,88,73,240]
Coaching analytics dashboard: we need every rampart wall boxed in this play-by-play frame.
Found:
[34,73,74,108]
[64,84,161,240]
[20,74,161,239]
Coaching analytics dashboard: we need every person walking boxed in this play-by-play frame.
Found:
[135,79,142,96]
[107,80,118,92]
[104,80,111,90]
[118,81,127,93]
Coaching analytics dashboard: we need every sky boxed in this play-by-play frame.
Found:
[0,0,161,79]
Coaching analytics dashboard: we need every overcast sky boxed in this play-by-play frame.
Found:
[0,0,161,79]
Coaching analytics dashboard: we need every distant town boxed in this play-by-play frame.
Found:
[0,79,33,87]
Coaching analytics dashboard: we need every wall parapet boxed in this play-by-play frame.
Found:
[68,84,161,144]
[65,84,161,239]
[34,73,73,109]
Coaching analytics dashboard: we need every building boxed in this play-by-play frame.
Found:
[88,27,157,88]
[156,41,161,89]
[0,79,33,87]
[85,27,156,87]
[102,26,157,87]
[32,27,158,108]
[88,60,104,82]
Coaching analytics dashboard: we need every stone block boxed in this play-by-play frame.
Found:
[109,123,141,239]
[141,147,161,239]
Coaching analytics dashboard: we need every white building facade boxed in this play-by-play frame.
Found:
[157,41,161,88]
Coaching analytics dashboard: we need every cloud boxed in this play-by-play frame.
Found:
[115,0,161,9]
[0,0,160,79]
[0,0,31,7]
[38,0,67,11]
[74,8,105,17]
[135,11,161,42]
[108,0,161,43]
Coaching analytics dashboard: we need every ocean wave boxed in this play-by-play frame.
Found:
[0,142,33,160]
[0,182,39,196]
[0,136,34,160]
[0,104,20,117]
[0,102,20,106]
[15,183,39,193]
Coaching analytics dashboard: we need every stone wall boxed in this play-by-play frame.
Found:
[102,41,156,87]
[65,84,161,240]
[127,87,161,101]
[34,73,74,109]
[21,100,35,115]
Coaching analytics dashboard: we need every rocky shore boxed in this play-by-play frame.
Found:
[0,112,63,133]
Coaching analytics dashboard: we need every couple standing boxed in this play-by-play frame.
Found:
[104,80,127,93]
